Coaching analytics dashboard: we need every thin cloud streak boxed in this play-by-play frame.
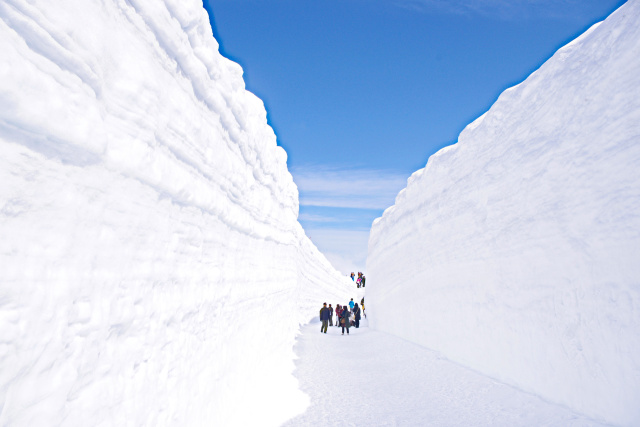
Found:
[300,197,392,210]
[297,213,341,223]
[393,0,582,20]
[291,166,408,211]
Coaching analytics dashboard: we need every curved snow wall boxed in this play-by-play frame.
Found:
[367,2,640,426]
[0,0,350,425]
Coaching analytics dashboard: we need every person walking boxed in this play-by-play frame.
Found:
[328,304,334,326]
[361,275,366,287]
[319,303,330,334]
[353,303,361,328]
[335,304,342,327]
[349,298,355,310]
[340,305,351,335]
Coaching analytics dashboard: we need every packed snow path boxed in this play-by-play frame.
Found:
[284,307,607,426]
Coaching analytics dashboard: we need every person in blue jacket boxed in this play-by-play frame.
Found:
[319,302,330,333]
[349,298,355,310]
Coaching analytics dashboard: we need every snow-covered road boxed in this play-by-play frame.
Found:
[284,300,607,427]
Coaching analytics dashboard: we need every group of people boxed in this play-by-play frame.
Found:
[319,297,366,335]
[349,272,366,288]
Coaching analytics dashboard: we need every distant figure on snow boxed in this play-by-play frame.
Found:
[353,303,361,328]
[350,272,355,281]
[335,304,342,327]
[319,302,330,334]
[361,275,366,287]
[340,305,351,335]
[349,298,355,310]
[328,304,334,326]
[356,276,362,288]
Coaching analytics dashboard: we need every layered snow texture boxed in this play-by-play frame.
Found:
[367,1,640,426]
[0,0,350,425]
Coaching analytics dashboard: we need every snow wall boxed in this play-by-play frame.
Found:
[0,0,352,425]
[367,2,640,426]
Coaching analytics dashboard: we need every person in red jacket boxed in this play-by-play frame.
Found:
[335,304,342,327]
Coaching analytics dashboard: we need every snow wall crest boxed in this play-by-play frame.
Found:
[367,1,640,425]
[0,0,351,425]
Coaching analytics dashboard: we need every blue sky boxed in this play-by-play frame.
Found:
[202,0,626,274]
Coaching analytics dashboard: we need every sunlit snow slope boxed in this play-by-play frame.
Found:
[0,0,350,425]
[367,1,640,426]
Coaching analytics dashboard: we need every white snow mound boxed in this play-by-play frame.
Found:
[367,1,640,426]
[0,0,350,425]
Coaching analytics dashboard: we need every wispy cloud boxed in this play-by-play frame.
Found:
[298,212,341,223]
[292,165,410,274]
[298,206,383,232]
[291,166,409,210]
[393,0,581,19]
[305,228,370,275]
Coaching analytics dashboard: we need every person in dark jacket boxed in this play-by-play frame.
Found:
[353,303,361,328]
[319,303,330,333]
[340,306,350,335]
[361,275,366,287]
[328,304,334,326]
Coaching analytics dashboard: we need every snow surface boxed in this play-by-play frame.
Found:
[285,305,607,427]
[0,0,351,425]
[367,1,640,426]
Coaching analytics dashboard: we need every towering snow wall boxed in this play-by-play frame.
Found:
[0,0,351,425]
[367,2,640,426]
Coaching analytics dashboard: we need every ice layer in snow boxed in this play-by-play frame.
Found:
[367,1,640,426]
[0,0,351,425]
